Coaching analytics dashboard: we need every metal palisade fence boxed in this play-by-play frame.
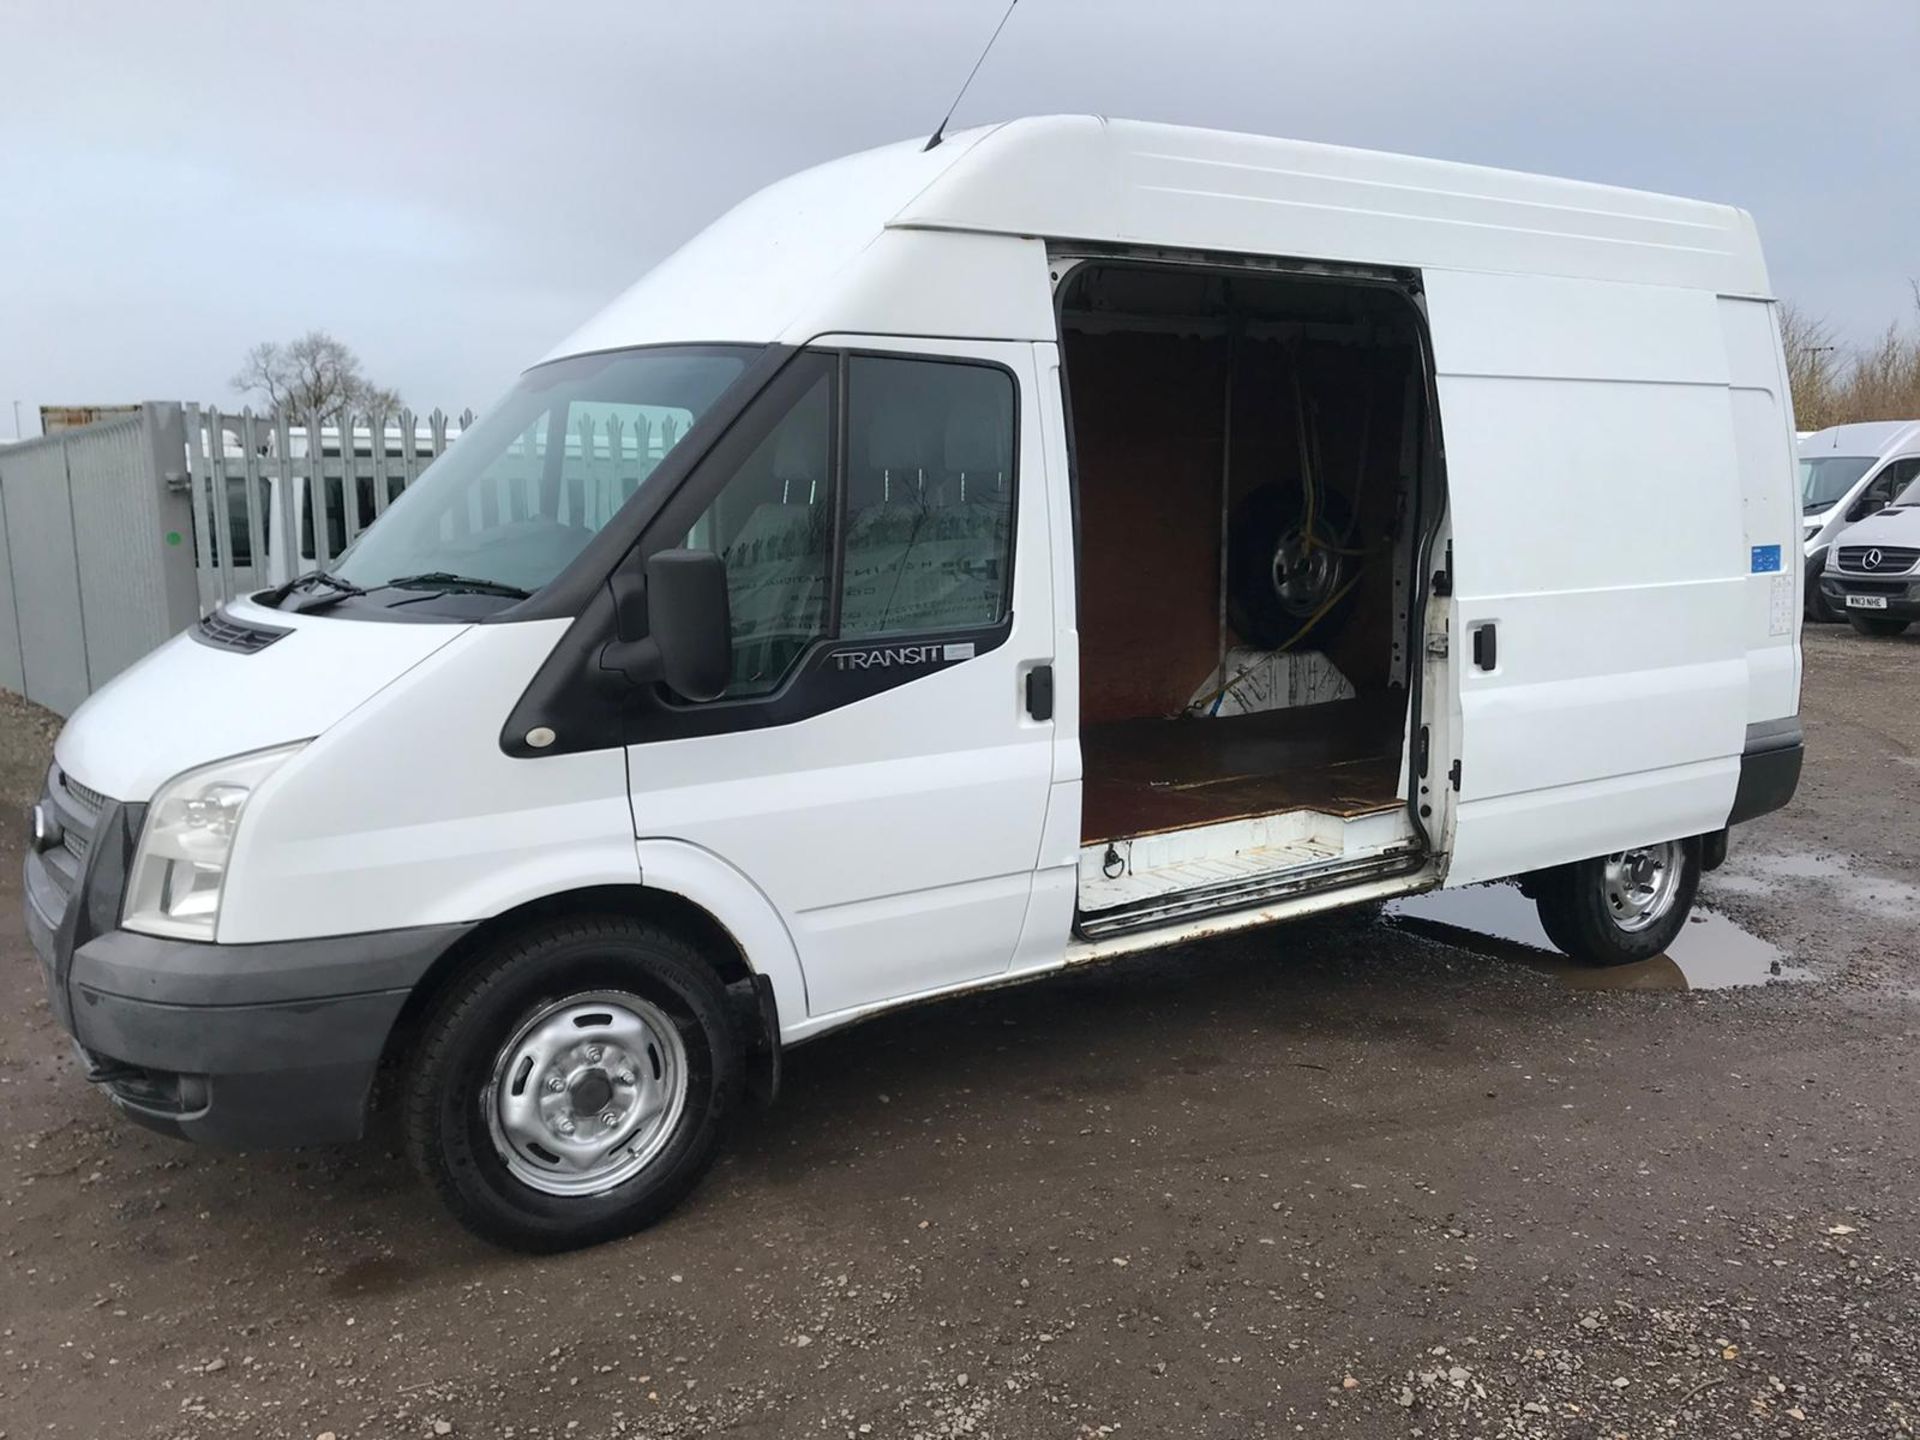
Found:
[0,399,704,713]
[184,405,473,612]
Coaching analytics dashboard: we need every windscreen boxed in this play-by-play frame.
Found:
[1799,456,1874,512]
[333,346,754,595]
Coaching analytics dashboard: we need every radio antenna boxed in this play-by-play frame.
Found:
[924,0,1020,151]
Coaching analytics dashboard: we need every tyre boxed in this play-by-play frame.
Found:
[1227,484,1361,650]
[404,917,742,1252]
[1804,574,1839,624]
[1847,614,1911,638]
[1531,838,1700,967]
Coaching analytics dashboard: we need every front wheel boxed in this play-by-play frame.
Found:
[403,918,741,1252]
[1847,613,1911,638]
[1531,839,1700,967]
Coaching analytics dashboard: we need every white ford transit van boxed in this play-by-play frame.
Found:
[26,117,1803,1250]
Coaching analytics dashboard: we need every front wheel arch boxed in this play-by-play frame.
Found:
[378,884,773,1117]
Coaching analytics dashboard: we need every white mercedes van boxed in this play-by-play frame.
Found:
[26,118,1803,1250]
[1798,420,1920,622]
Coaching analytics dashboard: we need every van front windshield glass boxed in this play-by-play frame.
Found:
[332,346,754,596]
[1799,456,1874,512]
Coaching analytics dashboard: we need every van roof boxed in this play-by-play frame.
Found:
[549,115,1771,361]
[1797,420,1920,459]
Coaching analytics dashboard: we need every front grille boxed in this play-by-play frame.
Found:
[33,764,105,931]
[1835,546,1920,575]
[192,606,291,654]
[60,770,106,813]
[1826,575,1908,595]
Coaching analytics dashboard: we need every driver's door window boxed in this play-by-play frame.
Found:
[677,367,835,698]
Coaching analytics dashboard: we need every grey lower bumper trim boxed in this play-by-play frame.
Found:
[60,921,473,1150]
[1743,716,1803,753]
[72,922,471,1008]
[1729,716,1803,827]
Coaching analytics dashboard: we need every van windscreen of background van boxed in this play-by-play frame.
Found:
[1800,455,1874,511]
[328,345,755,602]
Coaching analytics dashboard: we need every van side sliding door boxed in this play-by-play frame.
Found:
[1426,272,1751,884]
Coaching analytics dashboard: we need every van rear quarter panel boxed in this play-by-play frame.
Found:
[1718,296,1802,728]
[1426,270,1761,884]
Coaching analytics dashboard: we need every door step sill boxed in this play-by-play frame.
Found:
[1075,844,1427,940]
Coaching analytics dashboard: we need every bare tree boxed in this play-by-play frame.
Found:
[1782,285,1920,430]
[1778,301,1839,432]
[231,331,403,417]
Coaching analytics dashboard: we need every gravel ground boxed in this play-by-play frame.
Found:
[3,625,1919,1439]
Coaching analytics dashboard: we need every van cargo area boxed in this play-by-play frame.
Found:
[1059,261,1433,936]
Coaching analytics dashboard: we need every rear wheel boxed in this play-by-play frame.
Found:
[1532,839,1699,967]
[1847,614,1911,638]
[404,917,741,1252]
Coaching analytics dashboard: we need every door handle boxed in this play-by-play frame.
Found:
[1025,664,1055,720]
[1471,622,1497,672]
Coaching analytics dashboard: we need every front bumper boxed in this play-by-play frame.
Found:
[1818,572,1920,620]
[53,925,468,1147]
[25,765,469,1148]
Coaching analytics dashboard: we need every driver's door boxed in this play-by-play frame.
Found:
[624,340,1057,1018]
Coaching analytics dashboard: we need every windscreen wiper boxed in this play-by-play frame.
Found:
[379,571,532,599]
[267,569,367,612]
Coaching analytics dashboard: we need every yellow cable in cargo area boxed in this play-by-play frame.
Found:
[1276,565,1367,656]
[1186,559,1371,716]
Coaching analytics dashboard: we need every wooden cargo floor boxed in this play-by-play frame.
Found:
[1080,697,1407,845]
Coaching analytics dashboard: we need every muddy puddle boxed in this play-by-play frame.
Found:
[1386,882,1810,992]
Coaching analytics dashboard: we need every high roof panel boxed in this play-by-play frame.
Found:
[897,117,1768,295]
[546,116,1770,360]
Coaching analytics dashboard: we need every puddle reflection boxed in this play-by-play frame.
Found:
[1386,882,1810,991]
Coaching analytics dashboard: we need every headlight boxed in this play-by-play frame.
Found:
[123,743,306,940]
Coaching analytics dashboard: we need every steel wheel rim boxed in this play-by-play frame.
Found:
[1269,525,1347,618]
[484,990,689,1198]
[1601,841,1682,934]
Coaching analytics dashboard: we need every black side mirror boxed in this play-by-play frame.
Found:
[599,549,732,702]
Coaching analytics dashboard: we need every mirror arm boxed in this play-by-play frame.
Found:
[598,636,664,687]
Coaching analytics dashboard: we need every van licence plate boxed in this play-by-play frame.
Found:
[1847,594,1889,610]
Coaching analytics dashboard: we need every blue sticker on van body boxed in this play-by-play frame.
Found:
[1751,544,1782,573]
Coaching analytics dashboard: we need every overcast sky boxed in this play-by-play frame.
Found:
[3,0,1915,435]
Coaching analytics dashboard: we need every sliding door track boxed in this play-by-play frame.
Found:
[1074,844,1426,941]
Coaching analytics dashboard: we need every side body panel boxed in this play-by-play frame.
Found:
[1012,342,1083,967]
[221,619,639,942]
[1428,271,1751,885]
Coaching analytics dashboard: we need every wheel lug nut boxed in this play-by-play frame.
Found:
[615,1070,635,1086]
[546,1075,566,1093]
[583,1045,603,1063]
[600,1110,619,1126]
[556,1117,575,1135]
